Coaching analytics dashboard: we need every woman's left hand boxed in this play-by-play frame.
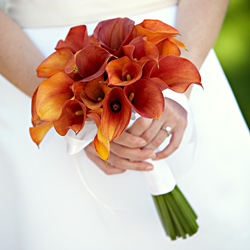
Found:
[126,97,187,160]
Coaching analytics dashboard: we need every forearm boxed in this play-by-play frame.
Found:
[176,0,230,97]
[0,9,44,97]
[176,0,229,69]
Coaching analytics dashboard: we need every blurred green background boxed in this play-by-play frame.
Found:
[214,0,250,129]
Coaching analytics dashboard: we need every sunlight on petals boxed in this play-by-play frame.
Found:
[37,49,73,78]
[36,72,74,121]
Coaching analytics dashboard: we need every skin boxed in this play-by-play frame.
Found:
[0,0,230,175]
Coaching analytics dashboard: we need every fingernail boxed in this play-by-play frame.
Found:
[149,152,156,158]
[139,140,146,147]
[145,166,154,171]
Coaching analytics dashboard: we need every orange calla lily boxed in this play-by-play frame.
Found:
[72,81,86,101]
[101,87,132,141]
[76,45,112,82]
[156,37,187,56]
[31,87,41,126]
[93,17,135,57]
[134,19,179,45]
[124,78,164,119]
[123,36,159,66]
[149,55,202,93]
[94,125,110,161]
[106,56,142,86]
[55,25,89,54]
[29,121,53,146]
[36,72,74,121]
[53,99,86,136]
[80,75,111,110]
[36,49,73,78]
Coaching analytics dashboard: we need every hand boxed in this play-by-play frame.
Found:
[84,132,156,175]
[127,97,187,160]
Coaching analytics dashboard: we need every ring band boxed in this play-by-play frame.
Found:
[161,126,172,136]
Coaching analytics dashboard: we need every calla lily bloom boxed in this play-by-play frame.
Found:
[94,125,110,161]
[101,87,132,141]
[37,49,73,78]
[80,75,111,110]
[29,121,53,146]
[76,45,112,82]
[36,72,74,121]
[149,55,202,93]
[53,99,86,136]
[156,37,187,56]
[72,81,86,101]
[106,56,142,86]
[93,17,135,57]
[124,78,164,119]
[123,36,159,66]
[55,25,89,54]
[134,19,179,45]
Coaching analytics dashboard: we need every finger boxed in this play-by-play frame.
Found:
[84,146,126,175]
[127,117,153,136]
[108,151,154,171]
[153,129,184,160]
[141,119,165,145]
[113,131,147,148]
[110,141,156,161]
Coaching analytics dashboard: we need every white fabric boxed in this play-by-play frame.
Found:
[1,5,250,250]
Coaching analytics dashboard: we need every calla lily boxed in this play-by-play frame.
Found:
[53,99,86,136]
[149,55,202,93]
[106,56,142,86]
[29,121,53,146]
[94,125,110,161]
[37,49,73,78]
[80,75,111,110]
[93,17,135,57]
[123,36,159,66]
[156,37,187,56]
[72,81,86,101]
[124,78,164,119]
[101,87,132,141]
[134,19,179,45]
[76,45,112,82]
[36,72,74,121]
[55,25,89,54]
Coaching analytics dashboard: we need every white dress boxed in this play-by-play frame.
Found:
[1,2,250,250]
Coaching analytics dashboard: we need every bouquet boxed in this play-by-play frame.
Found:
[30,17,202,240]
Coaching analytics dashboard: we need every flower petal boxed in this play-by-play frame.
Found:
[94,129,110,161]
[101,87,132,141]
[55,25,89,53]
[106,56,142,86]
[149,55,202,93]
[36,72,74,121]
[36,49,73,78]
[53,99,86,136]
[156,38,181,56]
[81,76,111,109]
[124,78,164,119]
[94,17,135,56]
[77,45,112,82]
[29,121,53,146]
[134,19,179,44]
